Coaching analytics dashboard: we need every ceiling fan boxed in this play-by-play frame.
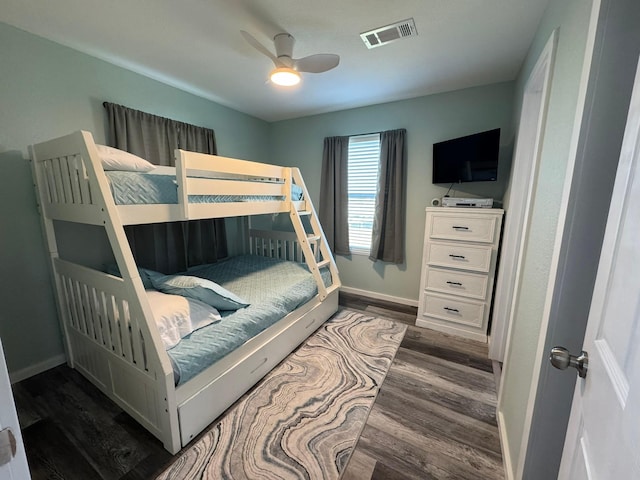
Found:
[241,30,340,86]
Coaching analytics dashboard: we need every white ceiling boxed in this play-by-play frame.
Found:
[1,0,550,122]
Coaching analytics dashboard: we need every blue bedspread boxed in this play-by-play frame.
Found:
[106,171,303,205]
[167,255,331,385]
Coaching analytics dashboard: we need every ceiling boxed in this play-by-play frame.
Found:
[1,0,550,122]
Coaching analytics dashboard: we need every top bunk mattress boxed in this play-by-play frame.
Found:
[166,254,331,385]
[106,171,304,205]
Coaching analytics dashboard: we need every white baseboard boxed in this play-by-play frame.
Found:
[9,353,66,384]
[340,286,418,308]
[498,410,514,480]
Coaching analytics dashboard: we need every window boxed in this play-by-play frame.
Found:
[347,134,381,253]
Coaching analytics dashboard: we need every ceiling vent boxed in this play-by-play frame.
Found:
[360,18,417,49]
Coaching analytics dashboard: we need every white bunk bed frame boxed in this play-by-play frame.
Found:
[29,130,340,454]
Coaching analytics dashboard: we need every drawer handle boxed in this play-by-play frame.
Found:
[446,281,463,286]
[250,357,268,374]
[444,307,460,313]
[452,225,470,231]
[449,254,466,260]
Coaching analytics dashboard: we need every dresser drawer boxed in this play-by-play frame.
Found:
[428,214,497,243]
[424,267,488,300]
[426,241,492,273]
[421,293,485,328]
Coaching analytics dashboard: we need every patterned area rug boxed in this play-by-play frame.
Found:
[156,309,407,480]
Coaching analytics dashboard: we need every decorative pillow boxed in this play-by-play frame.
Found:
[96,144,155,172]
[105,264,162,290]
[146,290,221,350]
[152,274,250,311]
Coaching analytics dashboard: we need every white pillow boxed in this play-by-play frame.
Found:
[146,290,221,350]
[96,144,155,172]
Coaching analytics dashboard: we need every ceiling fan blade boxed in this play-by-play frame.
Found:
[294,54,340,73]
[241,30,277,64]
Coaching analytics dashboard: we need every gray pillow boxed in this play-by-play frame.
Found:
[151,274,249,311]
[105,264,160,290]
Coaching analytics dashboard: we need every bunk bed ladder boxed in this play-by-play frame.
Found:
[289,168,341,300]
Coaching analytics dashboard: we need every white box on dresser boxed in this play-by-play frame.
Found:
[416,207,504,341]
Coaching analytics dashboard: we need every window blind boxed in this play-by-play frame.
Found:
[347,134,381,252]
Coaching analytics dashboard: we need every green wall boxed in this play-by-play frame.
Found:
[269,84,515,302]
[0,22,270,376]
[0,20,516,378]
[497,0,595,474]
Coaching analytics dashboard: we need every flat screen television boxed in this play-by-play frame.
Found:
[432,128,500,184]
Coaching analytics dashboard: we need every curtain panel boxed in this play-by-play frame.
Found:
[178,122,217,155]
[105,102,178,166]
[104,102,226,273]
[319,136,351,255]
[369,128,407,264]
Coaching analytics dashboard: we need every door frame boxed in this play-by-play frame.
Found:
[0,339,31,479]
[488,29,558,363]
[497,0,603,477]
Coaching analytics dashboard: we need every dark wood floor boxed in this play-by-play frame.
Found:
[13,292,503,479]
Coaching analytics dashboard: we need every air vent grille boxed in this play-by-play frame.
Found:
[360,18,417,49]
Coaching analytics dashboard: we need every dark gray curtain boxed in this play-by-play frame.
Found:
[125,222,186,274]
[178,122,217,155]
[369,128,407,264]
[104,102,227,273]
[105,102,178,166]
[319,136,350,255]
[174,121,225,267]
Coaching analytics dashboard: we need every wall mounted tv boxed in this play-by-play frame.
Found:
[432,128,501,184]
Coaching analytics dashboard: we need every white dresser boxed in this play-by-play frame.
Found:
[416,207,504,341]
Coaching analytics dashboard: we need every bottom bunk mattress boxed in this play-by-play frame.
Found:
[166,255,331,385]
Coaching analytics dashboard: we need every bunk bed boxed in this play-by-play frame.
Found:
[29,130,340,454]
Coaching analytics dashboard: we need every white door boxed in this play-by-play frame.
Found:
[0,339,31,480]
[557,58,640,479]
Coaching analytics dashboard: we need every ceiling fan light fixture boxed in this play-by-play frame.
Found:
[270,67,301,86]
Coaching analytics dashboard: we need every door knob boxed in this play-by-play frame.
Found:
[549,346,588,378]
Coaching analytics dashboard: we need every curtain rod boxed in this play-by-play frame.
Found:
[352,128,405,137]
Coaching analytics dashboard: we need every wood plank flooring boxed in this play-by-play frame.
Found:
[339,292,503,480]
[12,292,503,479]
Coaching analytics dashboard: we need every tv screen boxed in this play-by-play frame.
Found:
[432,128,500,184]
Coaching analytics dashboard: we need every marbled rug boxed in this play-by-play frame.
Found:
[156,309,407,480]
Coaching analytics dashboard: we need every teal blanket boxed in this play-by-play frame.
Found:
[167,255,330,384]
[106,171,303,205]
